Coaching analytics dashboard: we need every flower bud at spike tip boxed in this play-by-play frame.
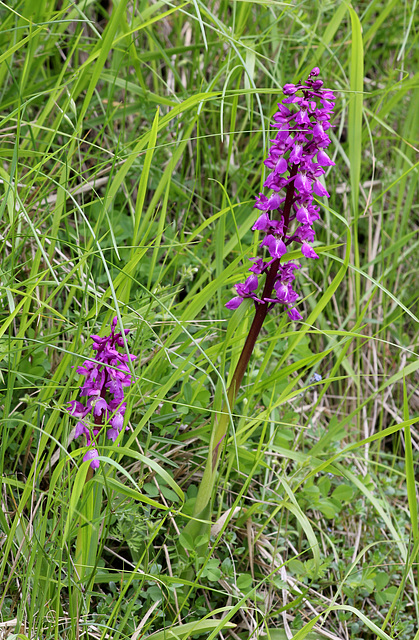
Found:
[66,318,136,469]
[226,69,335,320]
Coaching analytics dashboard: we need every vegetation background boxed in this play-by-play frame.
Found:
[0,1,418,639]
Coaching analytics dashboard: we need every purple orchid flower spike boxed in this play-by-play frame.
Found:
[190,70,336,520]
[226,67,335,320]
[66,317,136,469]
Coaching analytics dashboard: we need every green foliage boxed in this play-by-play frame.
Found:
[0,1,418,639]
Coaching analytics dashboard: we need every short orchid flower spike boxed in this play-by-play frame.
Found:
[66,317,136,469]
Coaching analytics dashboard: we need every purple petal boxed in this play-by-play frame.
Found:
[294,174,312,194]
[270,156,287,174]
[301,243,319,259]
[93,397,108,417]
[312,123,330,146]
[295,225,315,243]
[275,282,291,303]
[254,193,284,212]
[67,400,87,417]
[107,427,120,443]
[252,212,271,230]
[107,377,123,394]
[283,83,297,95]
[248,258,267,274]
[110,411,124,431]
[289,143,303,164]
[225,297,243,310]
[75,421,88,439]
[294,109,311,125]
[313,180,330,197]
[76,361,95,376]
[287,307,303,321]
[83,448,100,469]
[317,149,334,167]
[296,206,311,225]
[236,275,259,297]
[260,235,287,260]
[263,172,286,192]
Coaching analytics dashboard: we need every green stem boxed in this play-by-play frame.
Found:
[193,165,298,516]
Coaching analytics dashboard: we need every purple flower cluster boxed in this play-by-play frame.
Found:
[226,68,335,320]
[66,317,136,469]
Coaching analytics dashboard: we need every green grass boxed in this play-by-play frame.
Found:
[0,1,418,639]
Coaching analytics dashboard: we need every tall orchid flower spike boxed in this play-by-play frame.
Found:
[67,317,136,469]
[192,69,335,519]
[226,67,335,319]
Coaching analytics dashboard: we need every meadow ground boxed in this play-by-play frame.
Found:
[0,1,418,639]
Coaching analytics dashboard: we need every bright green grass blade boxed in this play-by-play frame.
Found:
[102,446,184,501]
[278,228,351,364]
[147,618,235,640]
[381,539,419,634]
[146,155,173,290]
[403,378,418,541]
[297,2,348,79]
[281,479,320,576]
[363,0,400,47]
[63,461,91,543]
[75,471,102,587]
[74,0,129,125]
[293,604,394,640]
[348,5,364,313]
[132,107,159,250]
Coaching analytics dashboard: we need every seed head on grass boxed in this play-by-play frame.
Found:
[226,68,335,320]
[67,317,136,469]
